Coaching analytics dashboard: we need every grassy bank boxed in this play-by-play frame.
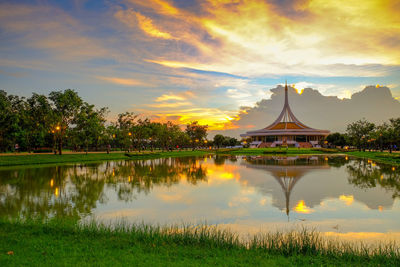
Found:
[0,220,398,266]
[0,150,210,167]
[345,151,400,166]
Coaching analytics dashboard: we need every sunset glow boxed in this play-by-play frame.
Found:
[0,0,399,135]
[293,200,314,214]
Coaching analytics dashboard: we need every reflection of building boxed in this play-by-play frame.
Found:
[241,82,330,148]
[243,156,329,219]
[241,156,395,216]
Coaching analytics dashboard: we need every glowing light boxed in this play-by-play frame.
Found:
[128,132,132,136]
[339,195,354,206]
[220,172,234,179]
[392,167,396,171]
[324,157,328,161]
[55,126,60,131]
[55,187,59,197]
[293,200,314,214]
[135,12,174,39]
[345,156,348,160]
[50,179,54,187]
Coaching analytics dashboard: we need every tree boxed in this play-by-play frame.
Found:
[131,118,151,152]
[213,134,225,148]
[326,132,347,148]
[185,121,208,150]
[389,118,400,152]
[49,90,83,155]
[73,103,108,153]
[346,119,375,151]
[26,93,54,150]
[116,112,138,152]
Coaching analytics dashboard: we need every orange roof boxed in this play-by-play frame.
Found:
[268,122,304,130]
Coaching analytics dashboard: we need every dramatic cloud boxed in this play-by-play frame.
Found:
[216,85,400,137]
[97,76,150,87]
[0,0,399,130]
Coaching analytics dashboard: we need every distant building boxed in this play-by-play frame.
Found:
[241,82,330,148]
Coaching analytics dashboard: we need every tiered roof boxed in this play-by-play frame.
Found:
[241,82,330,137]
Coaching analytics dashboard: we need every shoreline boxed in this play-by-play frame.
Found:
[1,148,400,167]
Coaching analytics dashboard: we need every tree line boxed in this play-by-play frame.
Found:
[327,118,400,153]
[0,89,210,154]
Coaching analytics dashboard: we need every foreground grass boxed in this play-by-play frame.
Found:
[0,220,398,266]
[346,151,400,166]
[0,150,210,167]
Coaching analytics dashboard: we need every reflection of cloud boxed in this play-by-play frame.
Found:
[293,200,314,214]
[339,195,354,206]
[324,232,400,244]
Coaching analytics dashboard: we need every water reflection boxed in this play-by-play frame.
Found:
[241,156,331,219]
[0,155,400,243]
[347,160,400,200]
[0,157,207,219]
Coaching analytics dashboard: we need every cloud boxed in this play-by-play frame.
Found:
[97,76,149,86]
[155,91,194,102]
[135,12,175,39]
[148,102,192,108]
[0,3,108,62]
[217,84,400,137]
[122,0,400,77]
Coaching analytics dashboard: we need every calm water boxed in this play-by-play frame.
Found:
[1,155,400,243]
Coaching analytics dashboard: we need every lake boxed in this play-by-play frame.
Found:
[1,155,399,243]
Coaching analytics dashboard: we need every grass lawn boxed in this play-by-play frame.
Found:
[345,151,400,166]
[0,150,210,167]
[0,220,398,266]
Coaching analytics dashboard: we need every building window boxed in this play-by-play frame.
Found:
[296,135,307,142]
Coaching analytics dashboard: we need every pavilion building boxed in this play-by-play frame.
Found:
[241,82,330,148]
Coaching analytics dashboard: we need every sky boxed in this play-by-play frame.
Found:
[1,0,400,136]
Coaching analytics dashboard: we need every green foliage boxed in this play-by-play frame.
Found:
[0,90,209,154]
[185,121,208,150]
[213,134,225,148]
[346,118,375,151]
[327,132,347,147]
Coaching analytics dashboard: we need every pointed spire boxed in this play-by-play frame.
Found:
[284,80,289,108]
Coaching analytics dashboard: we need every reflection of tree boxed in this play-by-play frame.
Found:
[102,157,208,201]
[214,155,226,166]
[0,166,70,219]
[0,165,107,220]
[347,159,400,199]
[0,157,208,219]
